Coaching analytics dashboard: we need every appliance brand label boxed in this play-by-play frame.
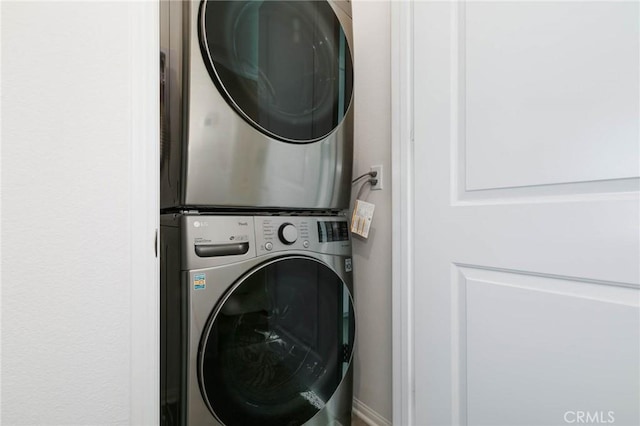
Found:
[194,273,206,290]
[345,258,352,272]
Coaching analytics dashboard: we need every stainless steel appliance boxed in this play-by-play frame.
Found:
[160,1,354,211]
[161,214,355,425]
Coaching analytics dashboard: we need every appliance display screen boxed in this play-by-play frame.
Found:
[317,221,349,242]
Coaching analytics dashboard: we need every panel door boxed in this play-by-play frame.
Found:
[411,2,639,425]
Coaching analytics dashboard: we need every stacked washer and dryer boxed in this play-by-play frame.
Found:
[160,1,356,425]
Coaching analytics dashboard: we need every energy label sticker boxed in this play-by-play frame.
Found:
[345,258,352,273]
[194,273,206,290]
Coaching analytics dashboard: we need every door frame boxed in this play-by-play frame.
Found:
[391,1,414,425]
[131,1,160,424]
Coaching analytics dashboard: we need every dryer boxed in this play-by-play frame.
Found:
[160,1,354,211]
[161,214,355,425]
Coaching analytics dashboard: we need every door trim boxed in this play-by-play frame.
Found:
[391,2,414,425]
[130,1,160,424]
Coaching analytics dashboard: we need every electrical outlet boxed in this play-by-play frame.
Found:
[370,165,383,190]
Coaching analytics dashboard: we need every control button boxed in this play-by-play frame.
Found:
[278,223,298,245]
[303,240,310,248]
[265,242,273,251]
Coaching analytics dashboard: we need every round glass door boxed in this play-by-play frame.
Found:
[199,257,355,426]
[199,0,354,142]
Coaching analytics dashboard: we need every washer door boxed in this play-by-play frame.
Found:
[199,257,355,426]
[199,0,353,143]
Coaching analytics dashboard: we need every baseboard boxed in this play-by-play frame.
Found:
[352,398,392,426]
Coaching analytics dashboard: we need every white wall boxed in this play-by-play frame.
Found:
[351,1,392,423]
[1,2,158,424]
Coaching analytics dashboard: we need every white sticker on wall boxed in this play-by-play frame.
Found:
[194,273,206,290]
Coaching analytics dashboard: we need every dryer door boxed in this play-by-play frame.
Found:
[199,0,353,143]
[198,256,355,426]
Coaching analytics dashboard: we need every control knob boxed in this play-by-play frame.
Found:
[278,223,298,245]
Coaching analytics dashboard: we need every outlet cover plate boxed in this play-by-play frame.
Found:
[370,165,383,190]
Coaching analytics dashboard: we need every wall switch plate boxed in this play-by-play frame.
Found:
[370,165,383,190]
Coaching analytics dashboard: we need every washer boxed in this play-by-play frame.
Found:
[160,1,354,211]
[161,214,355,425]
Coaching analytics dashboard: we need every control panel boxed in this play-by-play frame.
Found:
[255,216,350,256]
[181,214,352,268]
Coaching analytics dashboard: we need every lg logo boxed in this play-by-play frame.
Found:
[564,411,615,424]
[193,221,208,228]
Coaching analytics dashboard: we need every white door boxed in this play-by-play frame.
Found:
[402,2,640,425]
